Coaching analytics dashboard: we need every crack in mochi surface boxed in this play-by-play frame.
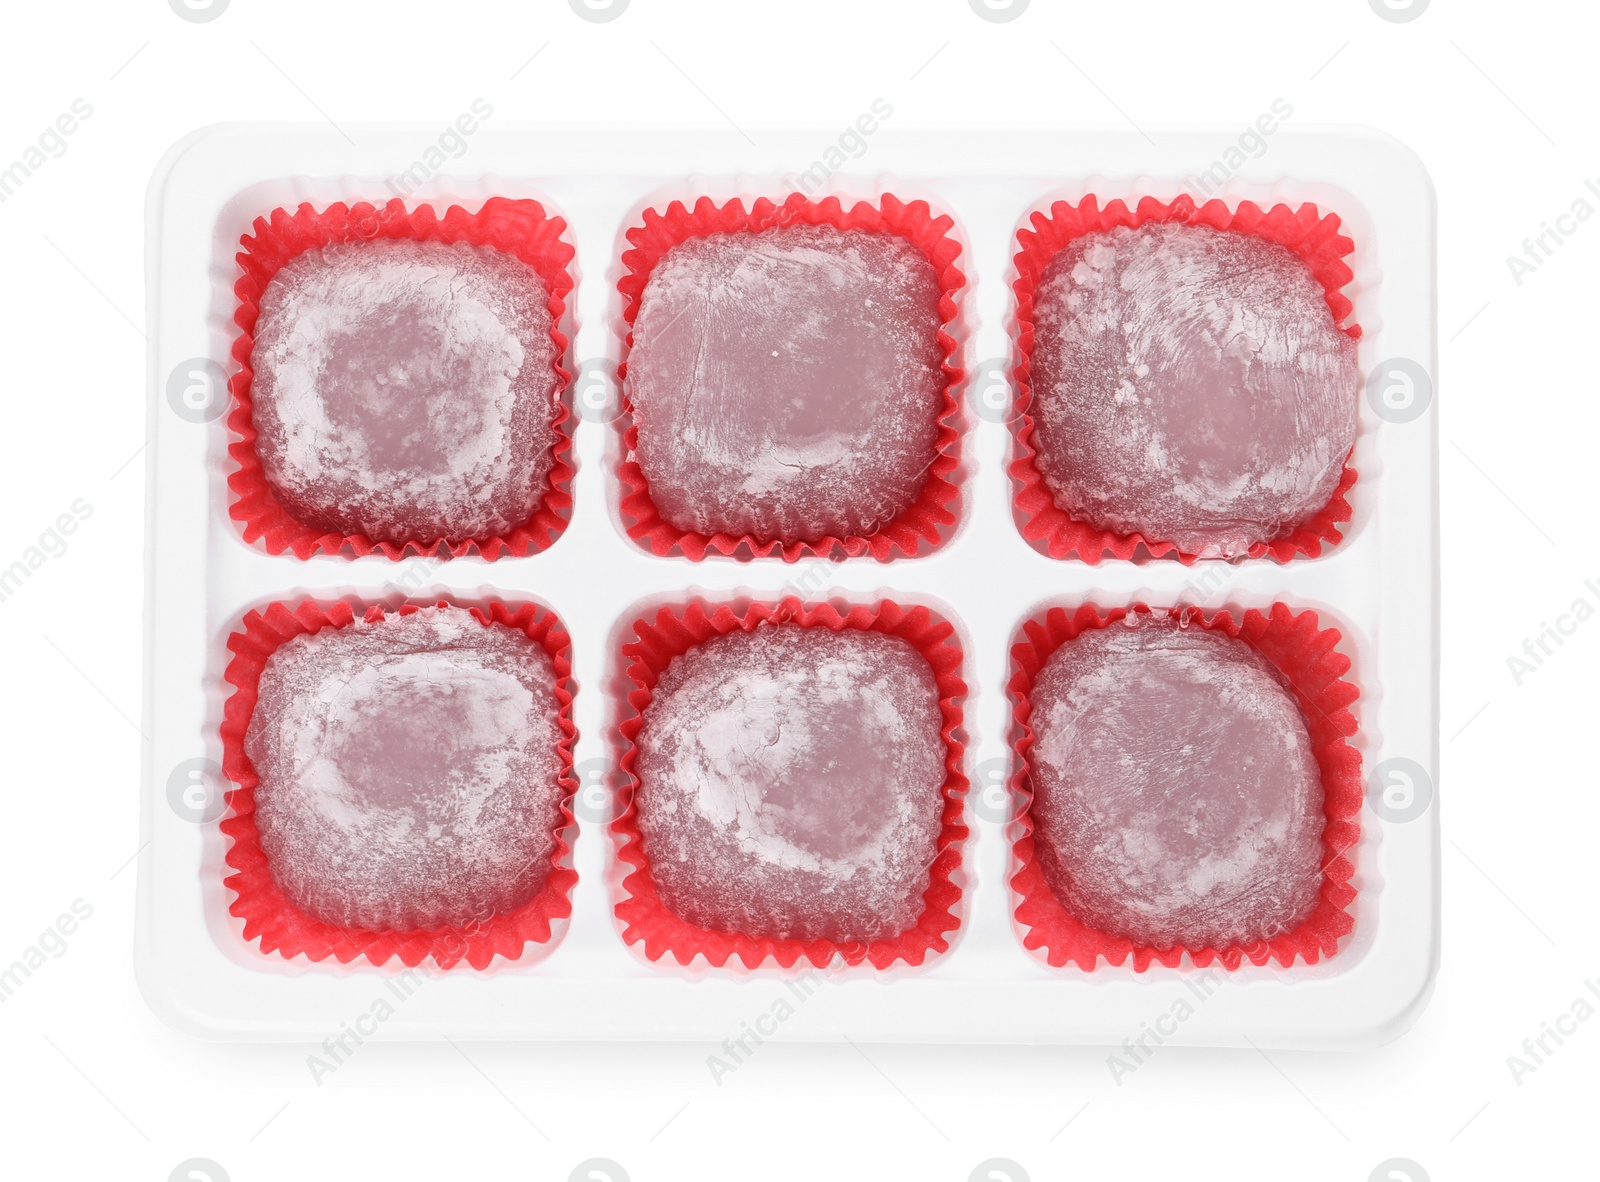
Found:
[244,607,566,932]
[633,624,947,942]
[1028,618,1325,950]
[250,239,561,544]
[1029,223,1359,556]
[626,226,946,542]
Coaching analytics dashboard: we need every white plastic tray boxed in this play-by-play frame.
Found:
[138,124,1438,1046]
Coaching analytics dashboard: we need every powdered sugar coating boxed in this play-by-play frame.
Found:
[1028,617,1325,949]
[626,226,946,542]
[1030,223,1359,557]
[250,239,561,544]
[245,607,567,932]
[633,624,947,942]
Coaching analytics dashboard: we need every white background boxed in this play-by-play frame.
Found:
[0,0,1587,1179]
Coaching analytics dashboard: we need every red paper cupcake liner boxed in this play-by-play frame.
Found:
[1008,601,1362,972]
[1010,194,1362,564]
[219,597,579,970]
[615,192,968,562]
[227,197,577,560]
[612,597,969,969]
